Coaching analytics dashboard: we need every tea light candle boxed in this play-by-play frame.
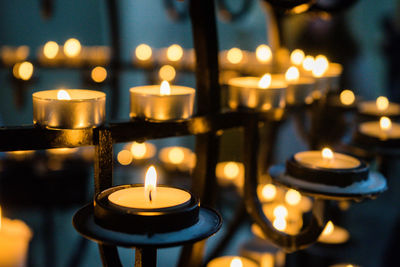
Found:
[216,161,244,188]
[227,74,286,111]
[359,116,400,140]
[358,96,400,117]
[282,66,316,105]
[207,256,258,267]
[294,148,360,169]
[318,221,349,244]
[244,45,273,75]
[0,208,33,267]
[33,89,106,129]
[159,146,196,172]
[130,81,195,121]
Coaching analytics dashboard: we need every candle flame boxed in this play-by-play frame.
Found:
[376,96,389,111]
[230,257,243,267]
[259,74,272,89]
[302,55,315,71]
[285,66,300,82]
[43,41,59,59]
[285,189,302,206]
[380,116,392,131]
[322,147,334,160]
[290,49,305,65]
[57,90,71,100]
[273,205,288,218]
[168,147,185,164]
[145,165,157,201]
[340,90,355,105]
[322,221,334,236]
[167,44,183,62]
[160,80,171,95]
[135,44,152,61]
[312,55,329,77]
[227,48,243,64]
[223,162,240,179]
[131,142,147,159]
[64,38,81,58]
[261,184,276,201]
[256,44,272,63]
[273,217,287,231]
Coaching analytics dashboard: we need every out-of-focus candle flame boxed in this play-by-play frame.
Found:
[285,189,302,206]
[43,41,59,59]
[167,44,183,62]
[223,162,240,179]
[91,66,107,83]
[285,66,300,82]
[159,65,176,81]
[15,61,34,81]
[312,55,329,77]
[322,221,334,236]
[64,38,81,58]
[258,73,272,89]
[230,257,243,267]
[261,184,276,201]
[256,44,272,63]
[380,116,392,131]
[290,49,305,65]
[340,90,355,105]
[160,80,171,95]
[168,147,185,164]
[57,90,71,100]
[302,55,314,71]
[376,96,389,111]
[273,205,288,218]
[322,147,334,160]
[260,254,274,267]
[145,165,157,200]
[273,217,287,231]
[117,150,132,165]
[135,44,152,61]
[227,48,243,64]
[131,142,147,159]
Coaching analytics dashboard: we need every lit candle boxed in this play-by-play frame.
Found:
[358,116,400,140]
[294,148,360,169]
[245,45,273,75]
[282,66,315,105]
[207,256,258,267]
[133,44,153,67]
[0,207,33,267]
[130,81,195,121]
[227,74,286,111]
[216,161,244,188]
[127,141,156,161]
[159,146,196,172]
[318,221,350,244]
[38,41,62,65]
[33,89,106,129]
[158,44,184,68]
[358,96,400,117]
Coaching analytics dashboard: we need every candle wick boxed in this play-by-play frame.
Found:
[149,190,152,202]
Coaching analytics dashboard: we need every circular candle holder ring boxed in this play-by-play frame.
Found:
[73,204,221,248]
[269,164,387,200]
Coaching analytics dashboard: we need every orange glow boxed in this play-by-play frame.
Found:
[167,44,183,61]
[91,66,107,83]
[322,147,334,160]
[223,162,240,179]
[258,74,272,89]
[273,217,287,231]
[43,41,59,59]
[312,55,329,77]
[227,48,243,64]
[376,96,389,111]
[261,184,277,201]
[14,61,34,80]
[273,205,288,218]
[256,44,272,63]
[285,66,300,82]
[380,116,392,131]
[135,44,152,61]
[340,90,355,105]
[285,189,302,206]
[159,65,176,81]
[290,49,305,65]
[168,147,185,164]
[160,80,171,95]
[64,38,81,58]
[322,221,334,236]
[130,142,147,159]
[117,150,133,165]
[302,55,314,71]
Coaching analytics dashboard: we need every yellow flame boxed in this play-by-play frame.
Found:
[91,66,107,83]
[273,205,288,218]
[145,165,157,195]
[322,221,334,236]
[135,44,152,61]
[160,80,171,95]
[273,217,287,231]
[259,74,272,89]
[167,44,183,62]
[285,189,302,206]
[302,55,314,71]
[256,44,272,63]
[261,184,276,201]
[230,257,243,267]
[227,48,243,64]
[380,116,392,131]
[285,66,300,82]
[290,49,305,65]
[131,142,147,159]
[159,65,176,81]
[223,162,240,179]
[17,61,34,80]
[376,96,389,111]
[117,150,133,165]
[168,147,185,164]
[57,90,71,100]
[312,55,329,77]
[322,147,334,160]
[64,38,81,58]
[43,41,59,59]
[340,90,355,105]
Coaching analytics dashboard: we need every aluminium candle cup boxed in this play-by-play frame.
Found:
[130,85,195,121]
[227,76,286,112]
[33,89,106,129]
[353,121,400,149]
[94,184,199,234]
[309,63,342,95]
[274,74,316,106]
[358,101,400,118]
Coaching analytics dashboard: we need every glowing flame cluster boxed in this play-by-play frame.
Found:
[273,205,288,231]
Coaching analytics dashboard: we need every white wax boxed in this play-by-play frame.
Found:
[33,89,105,101]
[359,101,400,116]
[108,187,191,209]
[359,121,400,139]
[207,256,258,267]
[294,151,360,169]
[0,218,32,267]
[318,224,349,244]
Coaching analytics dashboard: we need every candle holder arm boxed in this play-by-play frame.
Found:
[244,115,328,252]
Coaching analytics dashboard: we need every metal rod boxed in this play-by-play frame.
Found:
[135,247,157,267]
